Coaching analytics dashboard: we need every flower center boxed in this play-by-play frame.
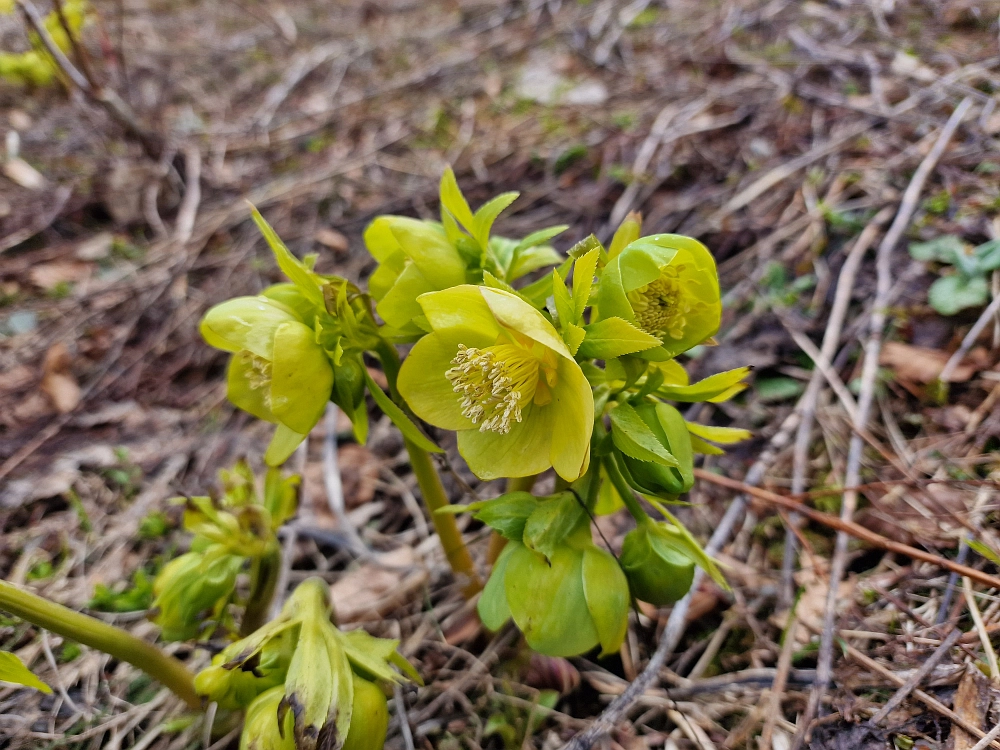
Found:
[627,267,692,340]
[239,351,273,405]
[445,344,540,434]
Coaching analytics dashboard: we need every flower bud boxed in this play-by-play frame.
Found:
[240,686,296,750]
[619,402,694,497]
[620,521,695,606]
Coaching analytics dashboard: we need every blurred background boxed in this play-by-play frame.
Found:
[4,1,1000,748]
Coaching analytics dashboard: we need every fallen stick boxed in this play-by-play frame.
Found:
[692,469,1000,591]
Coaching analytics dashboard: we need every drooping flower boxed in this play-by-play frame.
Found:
[479,518,629,657]
[200,296,334,465]
[619,521,696,606]
[397,285,594,481]
[597,234,721,360]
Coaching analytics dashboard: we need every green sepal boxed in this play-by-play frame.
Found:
[522,491,587,561]
[581,545,629,656]
[478,542,516,631]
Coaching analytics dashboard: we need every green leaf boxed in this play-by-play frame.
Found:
[0,652,51,693]
[908,235,965,263]
[507,244,563,282]
[522,492,586,561]
[577,317,660,359]
[512,225,569,255]
[439,167,475,232]
[250,206,324,307]
[362,370,442,453]
[609,402,680,467]
[974,239,1000,271]
[551,269,576,329]
[755,377,804,403]
[472,192,519,252]
[928,274,989,315]
[657,367,750,403]
[472,492,538,541]
[646,502,729,590]
[689,434,725,455]
[685,422,752,444]
[564,323,586,355]
[968,538,1000,566]
[572,248,599,321]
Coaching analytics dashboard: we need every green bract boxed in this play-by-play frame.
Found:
[596,234,721,360]
[398,285,594,481]
[200,295,334,466]
[151,547,243,641]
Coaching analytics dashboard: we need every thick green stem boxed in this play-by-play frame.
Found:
[405,439,482,597]
[603,455,651,524]
[240,543,282,637]
[0,580,199,708]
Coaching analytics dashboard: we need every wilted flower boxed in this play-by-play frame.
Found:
[597,234,721,359]
[397,285,594,481]
[479,520,629,657]
[619,521,696,606]
[200,295,334,465]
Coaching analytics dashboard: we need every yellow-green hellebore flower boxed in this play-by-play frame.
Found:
[597,235,721,360]
[196,628,294,710]
[364,217,467,340]
[151,546,243,641]
[397,285,594,481]
[619,521,695,606]
[342,674,390,750]
[200,296,334,466]
[479,523,629,657]
[240,686,296,750]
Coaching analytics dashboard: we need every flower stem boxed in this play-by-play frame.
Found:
[603,456,651,524]
[404,440,482,597]
[240,542,282,637]
[0,580,199,708]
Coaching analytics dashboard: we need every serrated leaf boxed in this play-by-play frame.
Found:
[472,192,519,252]
[564,323,586,355]
[439,167,475,232]
[250,207,325,307]
[473,492,538,541]
[577,317,660,359]
[609,402,679,467]
[522,492,586,561]
[572,248,599,321]
[0,652,51,693]
[551,268,576,328]
[362,370,442,453]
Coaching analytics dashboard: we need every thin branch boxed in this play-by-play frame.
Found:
[940,292,1000,382]
[799,95,973,747]
[868,627,961,724]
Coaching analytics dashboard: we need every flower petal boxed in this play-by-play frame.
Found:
[478,543,515,631]
[398,332,485,431]
[545,357,594,481]
[200,297,296,358]
[376,263,435,330]
[269,321,334,435]
[265,423,307,467]
[416,285,501,340]
[581,545,629,656]
[479,287,572,359]
[457,403,554,480]
[385,217,466,288]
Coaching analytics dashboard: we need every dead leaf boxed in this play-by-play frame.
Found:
[948,666,990,750]
[338,443,380,508]
[0,444,118,508]
[74,233,114,261]
[3,158,46,190]
[330,547,426,622]
[29,261,92,291]
[880,341,989,384]
[315,228,349,253]
[40,342,81,413]
[0,365,33,394]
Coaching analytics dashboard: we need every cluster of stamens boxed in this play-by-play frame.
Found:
[627,266,691,340]
[445,344,538,434]
[239,350,273,407]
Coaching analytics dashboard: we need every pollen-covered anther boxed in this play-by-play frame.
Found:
[445,344,539,434]
[627,266,694,340]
